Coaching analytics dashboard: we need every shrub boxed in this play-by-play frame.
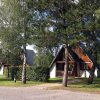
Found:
[4,67,8,78]
[9,66,31,80]
[30,66,49,82]
[10,67,19,80]
[9,66,49,82]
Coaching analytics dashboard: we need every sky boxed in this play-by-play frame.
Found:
[26,45,37,53]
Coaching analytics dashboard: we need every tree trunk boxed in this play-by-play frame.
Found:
[21,0,27,84]
[88,49,97,84]
[88,65,95,84]
[22,48,26,84]
[62,45,68,87]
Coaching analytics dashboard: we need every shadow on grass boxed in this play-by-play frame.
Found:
[49,77,100,89]
[81,84,100,88]
[69,78,100,89]
[49,78,62,83]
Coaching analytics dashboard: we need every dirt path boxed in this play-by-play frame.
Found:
[0,84,100,100]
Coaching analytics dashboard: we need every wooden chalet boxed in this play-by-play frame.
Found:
[49,45,93,78]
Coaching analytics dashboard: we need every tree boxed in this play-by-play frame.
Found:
[34,47,53,68]
[77,0,100,83]
[34,0,86,87]
[0,0,99,85]
[0,0,36,84]
[33,0,100,86]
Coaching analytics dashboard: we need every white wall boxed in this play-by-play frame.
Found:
[80,70,90,78]
[50,64,99,78]
[80,69,98,78]
[0,65,4,75]
[94,68,98,77]
[50,64,56,78]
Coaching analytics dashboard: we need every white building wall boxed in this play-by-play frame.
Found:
[94,68,98,77]
[50,64,99,78]
[80,70,90,78]
[0,65,4,75]
[50,64,56,78]
[80,69,98,78]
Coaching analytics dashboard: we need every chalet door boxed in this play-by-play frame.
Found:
[56,63,65,77]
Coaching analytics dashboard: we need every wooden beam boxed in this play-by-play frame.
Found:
[57,61,65,63]
[68,61,75,64]
[57,60,75,64]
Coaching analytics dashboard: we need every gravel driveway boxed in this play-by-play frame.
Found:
[0,84,100,100]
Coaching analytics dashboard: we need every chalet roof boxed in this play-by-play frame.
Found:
[49,44,93,69]
[49,45,65,68]
[49,45,75,68]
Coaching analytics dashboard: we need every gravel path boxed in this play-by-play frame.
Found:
[0,84,100,100]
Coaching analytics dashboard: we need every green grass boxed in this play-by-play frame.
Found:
[49,77,100,93]
[0,75,44,87]
[0,75,100,93]
[49,77,62,83]
[68,78,100,92]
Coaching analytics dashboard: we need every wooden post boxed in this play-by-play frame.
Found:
[62,45,68,87]
[85,63,86,78]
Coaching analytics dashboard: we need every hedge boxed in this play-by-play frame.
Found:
[9,66,49,82]
[4,67,8,78]
[30,66,49,82]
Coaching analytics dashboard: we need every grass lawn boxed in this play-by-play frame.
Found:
[0,75,44,87]
[49,77,100,93]
[67,78,100,93]
[0,75,100,93]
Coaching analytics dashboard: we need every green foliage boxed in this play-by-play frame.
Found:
[4,67,8,78]
[10,67,30,81]
[10,67,19,80]
[30,67,49,82]
[0,0,100,84]
[0,0,37,83]
[9,66,49,82]
[35,47,54,67]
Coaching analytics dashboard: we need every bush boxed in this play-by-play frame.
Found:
[10,67,31,80]
[10,67,19,80]
[30,66,49,82]
[9,66,49,82]
[4,67,8,78]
